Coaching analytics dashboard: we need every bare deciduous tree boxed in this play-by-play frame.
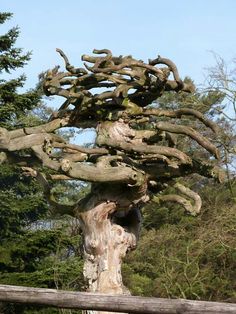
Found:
[0,49,223,314]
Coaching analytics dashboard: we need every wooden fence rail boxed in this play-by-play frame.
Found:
[0,285,236,313]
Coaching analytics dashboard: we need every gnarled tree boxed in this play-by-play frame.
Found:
[0,49,223,314]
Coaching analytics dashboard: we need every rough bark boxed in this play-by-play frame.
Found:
[76,182,147,314]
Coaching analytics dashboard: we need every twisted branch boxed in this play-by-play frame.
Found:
[21,167,75,216]
[154,183,202,216]
[141,108,219,134]
[42,48,194,121]
[155,121,220,159]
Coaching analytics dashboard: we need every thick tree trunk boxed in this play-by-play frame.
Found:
[75,120,148,314]
[77,183,146,314]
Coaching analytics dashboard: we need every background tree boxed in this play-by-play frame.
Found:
[122,80,236,302]
[203,54,236,195]
[0,12,84,314]
[0,12,38,128]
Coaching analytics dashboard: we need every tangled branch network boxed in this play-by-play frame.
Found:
[0,49,223,214]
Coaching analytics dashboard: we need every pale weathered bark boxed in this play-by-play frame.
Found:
[77,182,147,314]
[73,115,149,314]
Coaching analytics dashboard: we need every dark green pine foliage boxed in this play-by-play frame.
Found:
[0,13,84,314]
[0,12,30,72]
[0,12,40,128]
[123,180,236,301]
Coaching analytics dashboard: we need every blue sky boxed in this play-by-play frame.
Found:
[2,0,236,90]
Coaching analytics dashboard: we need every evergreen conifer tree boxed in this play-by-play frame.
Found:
[0,13,84,313]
